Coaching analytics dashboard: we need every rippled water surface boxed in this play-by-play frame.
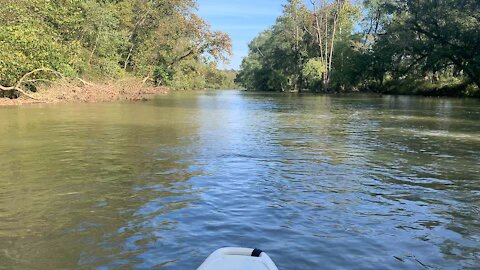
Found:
[0,91,479,269]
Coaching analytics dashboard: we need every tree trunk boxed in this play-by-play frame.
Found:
[324,3,329,85]
[89,21,103,64]
[313,9,325,65]
[124,44,134,70]
[123,13,149,70]
[328,7,339,85]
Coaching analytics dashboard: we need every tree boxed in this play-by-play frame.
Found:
[237,0,361,92]
[277,0,310,90]
[238,0,478,96]
[236,30,275,91]
[365,0,480,89]
[310,0,360,89]
[0,0,234,98]
[405,0,480,88]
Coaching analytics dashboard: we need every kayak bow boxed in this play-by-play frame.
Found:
[198,247,279,270]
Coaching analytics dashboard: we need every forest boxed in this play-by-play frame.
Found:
[236,0,480,97]
[0,0,236,99]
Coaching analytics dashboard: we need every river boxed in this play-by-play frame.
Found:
[0,91,479,269]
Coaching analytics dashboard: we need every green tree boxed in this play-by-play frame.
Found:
[237,0,361,92]
[363,0,480,93]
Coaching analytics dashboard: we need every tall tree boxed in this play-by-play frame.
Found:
[310,0,359,89]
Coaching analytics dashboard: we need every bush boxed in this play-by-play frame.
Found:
[302,58,325,90]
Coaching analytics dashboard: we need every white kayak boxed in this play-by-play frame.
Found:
[198,247,279,270]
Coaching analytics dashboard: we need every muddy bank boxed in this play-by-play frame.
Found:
[0,79,168,106]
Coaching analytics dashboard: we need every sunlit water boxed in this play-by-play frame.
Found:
[0,91,479,269]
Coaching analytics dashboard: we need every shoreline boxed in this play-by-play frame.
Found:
[0,79,169,106]
[241,86,479,98]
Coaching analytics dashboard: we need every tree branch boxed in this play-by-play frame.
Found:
[0,84,37,100]
[1,67,91,100]
[168,49,196,67]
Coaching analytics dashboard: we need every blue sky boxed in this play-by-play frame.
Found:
[197,0,284,70]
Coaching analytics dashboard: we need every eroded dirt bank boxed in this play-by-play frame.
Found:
[0,80,168,106]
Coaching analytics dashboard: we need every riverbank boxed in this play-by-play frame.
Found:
[372,79,480,98]
[0,79,169,106]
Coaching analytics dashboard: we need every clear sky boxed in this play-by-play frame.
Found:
[197,0,284,70]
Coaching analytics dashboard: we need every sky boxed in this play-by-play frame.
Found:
[197,0,284,70]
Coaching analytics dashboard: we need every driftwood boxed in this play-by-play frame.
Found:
[0,68,94,99]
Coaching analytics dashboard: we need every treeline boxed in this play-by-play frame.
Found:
[236,0,480,97]
[0,0,236,93]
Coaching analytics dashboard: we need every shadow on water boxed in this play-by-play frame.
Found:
[0,91,479,269]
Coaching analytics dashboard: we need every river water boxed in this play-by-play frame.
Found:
[0,91,479,269]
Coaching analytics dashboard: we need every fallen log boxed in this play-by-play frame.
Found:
[0,68,94,100]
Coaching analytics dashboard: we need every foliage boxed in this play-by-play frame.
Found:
[237,0,479,97]
[236,0,361,92]
[0,0,234,92]
[236,0,314,92]
[302,58,325,88]
[0,1,77,86]
[367,0,480,90]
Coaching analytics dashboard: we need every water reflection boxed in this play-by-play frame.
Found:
[0,92,479,269]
